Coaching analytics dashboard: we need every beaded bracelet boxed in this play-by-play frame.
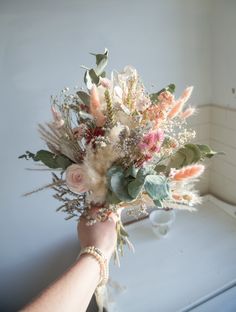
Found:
[79,246,109,287]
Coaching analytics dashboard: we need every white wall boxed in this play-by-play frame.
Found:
[0,0,217,310]
[209,106,236,204]
[208,0,236,204]
[211,0,236,108]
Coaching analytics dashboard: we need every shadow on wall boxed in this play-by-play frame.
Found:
[0,239,80,312]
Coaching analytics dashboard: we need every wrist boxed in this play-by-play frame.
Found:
[79,246,109,287]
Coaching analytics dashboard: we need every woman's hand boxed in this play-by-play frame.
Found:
[77,211,119,261]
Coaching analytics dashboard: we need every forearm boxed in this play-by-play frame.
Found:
[22,255,100,312]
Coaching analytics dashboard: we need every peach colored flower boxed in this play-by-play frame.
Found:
[168,86,193,119]
[89,85,106,127]
[158,91,174,106]
[65,164,88,194]
[180,107,196,119]
[170,164,204,181]
[179,86,194,104]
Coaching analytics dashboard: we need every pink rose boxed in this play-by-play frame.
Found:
[65,164,88,194]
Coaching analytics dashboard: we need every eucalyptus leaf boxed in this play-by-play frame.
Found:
[154,165,167,173]
[33,150,59,168]
[89,69,100,85]
[125,165,138,178]
[128,179,144,199]
[181,147,195,164]
[77,91,90,106]
[110,171,133,202]
[167,151,186,169]
[36,150,72,169]
[100,71,106,78]
[95,55,108,76]
[79,111,94,121]
[90,48,108,66]
[136,166,156,181]
[106,190,121,204]
[18,151,37,160]
[197,144,223,158]
[18,150,73,170]
[56,155,73,170]
[144,175,169,201]
[84,70,93,89]
[184,144,201,163]
[107,165,124,191]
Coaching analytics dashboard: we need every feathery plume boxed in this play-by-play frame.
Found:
[171,164,205,181]
[168,86,193,119]
[90,85,106,127]
[180,106,196,119]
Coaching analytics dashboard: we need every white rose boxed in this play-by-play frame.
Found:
[65,164,88,194]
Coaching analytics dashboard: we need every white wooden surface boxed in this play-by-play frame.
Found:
[109,195,236,312]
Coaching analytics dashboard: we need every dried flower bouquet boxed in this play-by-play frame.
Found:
[19,49,219,259]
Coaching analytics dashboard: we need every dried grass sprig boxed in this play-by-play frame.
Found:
[23,179,65,197]
[104,89,115,127]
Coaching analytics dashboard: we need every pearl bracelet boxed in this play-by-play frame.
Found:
[79,246,109,287]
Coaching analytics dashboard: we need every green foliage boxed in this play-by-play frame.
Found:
[107,165,123,190]
[128,179,144,199]
[84,49,109,89]
[154,164,167,173]
[107,164,171,205]
[167,143,219,170]
[106,190,121,204]
[125,165,138,178]
[18,150,73,170]
[150,83,176,103]
[144,175,169,201]
[90,48,109,76]
[197,144,224,158]
[127,166,157,199]
[136,166,156,180]
[110,171,133,202]
[77,91,90,106]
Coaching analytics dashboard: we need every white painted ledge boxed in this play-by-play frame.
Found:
[109,195,236,312]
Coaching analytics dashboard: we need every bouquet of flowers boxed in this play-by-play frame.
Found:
[19,49,218,259]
